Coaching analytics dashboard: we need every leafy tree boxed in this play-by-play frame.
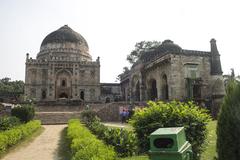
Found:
[0,77,24,93]
[217,80,240,160]
[116,66,130,82]
[122,66,130,73]
[127,41,161,64]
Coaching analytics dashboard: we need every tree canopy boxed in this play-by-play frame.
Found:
[0,77,24,94]
[126,41,161,64]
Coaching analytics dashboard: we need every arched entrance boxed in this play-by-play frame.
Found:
[55,69,72,99]
[149,79,158,100]
[105,97,110,103]
[41,90,47,100]
[131,75,140,101]
[80,91,85,100]
[161,74,169,100]
[135,81,140,101]
[59,92,68,98]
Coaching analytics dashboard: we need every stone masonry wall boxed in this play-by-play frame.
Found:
[35,102,146,124]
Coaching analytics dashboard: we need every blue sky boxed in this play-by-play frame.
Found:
[0,0,239,82]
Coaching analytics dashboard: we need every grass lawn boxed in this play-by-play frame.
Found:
[201,120,217,160]
[119,121,217,160]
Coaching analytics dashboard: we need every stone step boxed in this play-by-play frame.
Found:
[35,105,85,112]
[35,112,82,125]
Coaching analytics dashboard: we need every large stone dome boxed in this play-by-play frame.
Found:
[41,25,88,47]
[37,25,91,61]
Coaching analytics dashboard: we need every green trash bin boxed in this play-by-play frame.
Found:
[149,127,193,160]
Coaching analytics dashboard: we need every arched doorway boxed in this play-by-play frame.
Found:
[135,81,140,101]
[149,79,158,100]
[41,90,47,100]
[162,74,169,100]
[105,97,110,103]
[80,91,85,100]
[55,69,72,99]
[131,75,140,101]
[59,92,68,98]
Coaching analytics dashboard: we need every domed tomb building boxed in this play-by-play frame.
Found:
[25,25,101,101]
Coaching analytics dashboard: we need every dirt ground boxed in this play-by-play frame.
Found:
[1,125,66,160]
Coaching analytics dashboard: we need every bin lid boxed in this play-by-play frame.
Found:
[151,127,184,135]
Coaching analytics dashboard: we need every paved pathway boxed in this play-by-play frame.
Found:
[2,125,66,160]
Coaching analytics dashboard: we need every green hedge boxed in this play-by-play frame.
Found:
[67,119,116,160]
[0,120,41,154]
[88,118,138,157]
[130,101,211,160]
[0,116,20,131]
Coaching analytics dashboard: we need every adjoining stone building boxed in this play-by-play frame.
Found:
[119,39,225,116]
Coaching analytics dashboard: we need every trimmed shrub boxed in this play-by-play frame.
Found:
[0,120,41,154]
[88,118,138,157]
[80,109,98,124]
[67,119,116,160]
[129,101,211,160]
[0,116,20,131]
[217,81,240,160]
[11,104,35,123]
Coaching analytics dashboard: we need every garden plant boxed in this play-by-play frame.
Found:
[67,119,116,160]
[129,101,211,160]
[217,80,240,160]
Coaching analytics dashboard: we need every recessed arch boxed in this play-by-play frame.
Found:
[59,92,68,98]
[135,81,140,101]
[161,74,169,100]
[80,91,85,100]
[105,97,110,103]
[55,69,72,99]
[41,90,47,100]
[131,74,140,101]
[149,78,158,100]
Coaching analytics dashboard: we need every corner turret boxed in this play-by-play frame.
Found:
[26,53,29,61]
[210,38,223,75]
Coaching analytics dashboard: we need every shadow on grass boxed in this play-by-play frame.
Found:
[57,127,72,160]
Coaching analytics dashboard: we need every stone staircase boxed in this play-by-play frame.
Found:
[34,105,85,124]
[35,111,82,124]
[34,102,144,124]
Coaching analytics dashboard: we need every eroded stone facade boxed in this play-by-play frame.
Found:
[25,25,101,102]
[120,39,225,114]
[25,25,224,114]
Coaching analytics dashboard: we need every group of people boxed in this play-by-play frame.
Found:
[120,108,129,123]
